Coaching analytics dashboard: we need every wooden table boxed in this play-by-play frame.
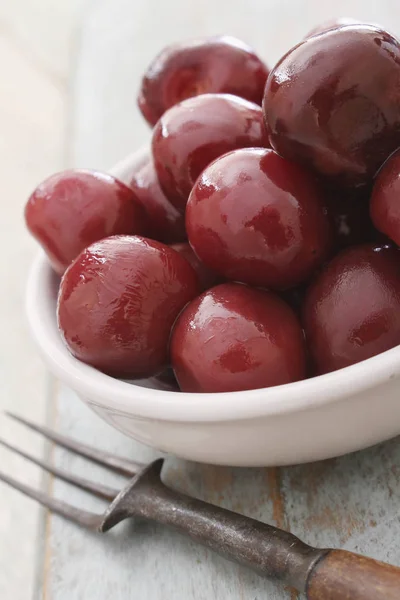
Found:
[39,1,400,598]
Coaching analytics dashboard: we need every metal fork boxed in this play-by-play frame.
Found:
[0,413,399,600]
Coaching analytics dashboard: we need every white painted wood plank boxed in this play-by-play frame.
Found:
[0,9,69,597]
[281,440,400,559]
[44,388,287,600]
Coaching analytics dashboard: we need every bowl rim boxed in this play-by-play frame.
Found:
[25,150,400,423]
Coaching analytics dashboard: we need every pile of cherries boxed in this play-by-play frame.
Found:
[25,22,400,393]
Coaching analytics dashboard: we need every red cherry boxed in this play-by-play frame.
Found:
[129,157,186,244]
[170,283,306,393]
[152,93,269,212]
[25,170,148,275]
[303,244,400,374]
[370,148,400,246]
[186,148,332,290]
[263,26,400,187]
[170,243,220,290]
[57,236,200,378]
[138,36,269,126]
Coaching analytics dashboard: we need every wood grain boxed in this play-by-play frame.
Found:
[307,550,400,600]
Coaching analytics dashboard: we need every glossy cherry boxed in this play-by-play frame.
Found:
[370,148,400,246]
[57,236,200,378]
[129,156,186,244]
[138,35,269,126]
[152,93,269,211]
[170,243,220,290]
[263,26,400,187]
[25,170,148,275]
[303,244,400,374]
[170,283,306,393]
[186,148,332,290]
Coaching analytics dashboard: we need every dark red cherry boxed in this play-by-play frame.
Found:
[57,236,200,378]
[370,148,400,246]
[170,243,220,290]
[138,35,269,126]
[152,93,269,212]
[170,283,306,393]
[303,244,400,374]
[25,170,148,275]
[186,148,332,290]
[263,26,400,187]
[129,156,186,244]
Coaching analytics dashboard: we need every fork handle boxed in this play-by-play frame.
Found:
[128,460,400,599]
[307,550,400,599]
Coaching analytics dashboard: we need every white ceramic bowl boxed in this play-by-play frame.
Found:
[26,149,400,467]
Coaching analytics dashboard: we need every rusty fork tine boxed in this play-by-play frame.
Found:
[0,469,102,529]
[6,412,141,476]
[0,437,118,501]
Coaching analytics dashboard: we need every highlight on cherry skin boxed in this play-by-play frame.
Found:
[138,35,269,126]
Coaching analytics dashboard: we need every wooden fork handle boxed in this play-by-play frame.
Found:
[307,550,400,600]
